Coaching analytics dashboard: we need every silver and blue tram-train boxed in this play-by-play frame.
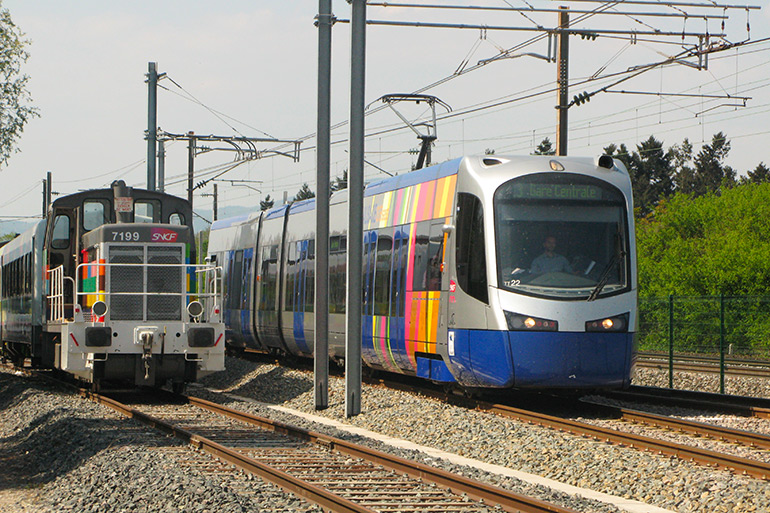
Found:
[0,180,225,390]
[208,154,637,390]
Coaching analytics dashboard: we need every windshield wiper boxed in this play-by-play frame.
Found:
[587,236,626,302]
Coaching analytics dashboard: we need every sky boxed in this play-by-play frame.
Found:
[1,1,769,232]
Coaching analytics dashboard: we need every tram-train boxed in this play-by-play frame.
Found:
[209,154,637,390]
[0,180,225,391]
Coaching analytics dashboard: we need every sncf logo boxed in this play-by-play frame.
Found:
[151,228,178,243]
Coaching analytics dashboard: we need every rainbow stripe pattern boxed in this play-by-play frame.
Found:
[362,163,458,373]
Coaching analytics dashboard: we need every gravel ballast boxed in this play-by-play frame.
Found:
[2,359,770,513]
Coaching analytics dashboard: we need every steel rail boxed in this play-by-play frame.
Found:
[479,400,770,480]
[186,395,576,513]
[581,400,770,450]
[81,390,372,513]
[376,378,770,480]
[636,359,770,378]
[604,387,770,419]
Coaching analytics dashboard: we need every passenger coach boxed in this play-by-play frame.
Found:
[209,155,637,390]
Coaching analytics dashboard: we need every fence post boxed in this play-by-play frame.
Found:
[719,293,726,394]
[668,294,674,389]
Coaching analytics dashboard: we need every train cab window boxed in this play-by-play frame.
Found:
[83,200,110,232]
[135,200,160,223]
[494,173,630,300]
[51,214,70,249]
[455,194,488,303]
[169,213,185,226]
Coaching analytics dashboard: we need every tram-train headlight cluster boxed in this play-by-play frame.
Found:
[504,311,558,332]
[585,313,629,333]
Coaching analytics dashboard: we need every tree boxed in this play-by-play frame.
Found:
[0,4,38,166]
[683,132,736,196]
[602,143,632,171]
[294,183,315,201]
[628,136,675,216]
[260,194,274,211]
[670,138,696,194]
[331,170,348,192]
[746,162,770,184]
[533,137,555,156]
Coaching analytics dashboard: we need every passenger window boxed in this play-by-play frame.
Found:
[52,215,70,249]
[83,200,109,231]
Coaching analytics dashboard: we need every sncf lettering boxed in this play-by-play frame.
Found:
[151,230,178,242]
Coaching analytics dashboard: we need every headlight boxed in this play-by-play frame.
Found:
[586,313,629,332]
[504,311,558,331]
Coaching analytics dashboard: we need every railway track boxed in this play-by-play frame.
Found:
[375,378,770,481]
[636,351,770,379]
[603,385,770,419]
[83,388,576,513]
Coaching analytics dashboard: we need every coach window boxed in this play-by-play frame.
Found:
[135,200,160,223]
[52,214,70,249]
[83,200,110,232]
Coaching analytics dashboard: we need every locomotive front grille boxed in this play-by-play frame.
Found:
[147,246,183,320]
[108,245,184,321]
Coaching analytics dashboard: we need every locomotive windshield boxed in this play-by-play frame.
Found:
[494,172,630,300]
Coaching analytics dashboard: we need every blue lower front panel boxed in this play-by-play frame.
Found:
[448,329,633,389]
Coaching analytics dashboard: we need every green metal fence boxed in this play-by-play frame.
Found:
[638,295,770,393]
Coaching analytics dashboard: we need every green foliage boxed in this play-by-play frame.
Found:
[294,183,315,201]
[532,137,555,156]
[331,170,347,192]
[637,183,770,297]
[260,194,274,211]
[0,3,39,166]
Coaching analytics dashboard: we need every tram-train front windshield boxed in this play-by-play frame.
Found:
[494,172,630,300]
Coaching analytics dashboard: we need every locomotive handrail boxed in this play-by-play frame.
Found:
[46,265,75,322]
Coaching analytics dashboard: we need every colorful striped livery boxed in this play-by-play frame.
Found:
[209,155,638,392]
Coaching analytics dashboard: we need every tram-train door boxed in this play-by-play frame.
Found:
[407,221,447,365]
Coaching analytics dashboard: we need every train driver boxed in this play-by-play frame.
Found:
[530,235,573,275]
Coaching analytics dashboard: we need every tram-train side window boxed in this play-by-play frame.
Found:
[373,233,392,316]
[427,223,445,292]
[411,221,430,292]
[52,214,70,249]
[259,245,279,311]
[285,242,298,311]
[83,200,110,232]
[456,193,488,304]
[391,229,407,317]
[329,236,347,314]
[228,250,244,310]
[304,240,315,313]
[169,213,184,226]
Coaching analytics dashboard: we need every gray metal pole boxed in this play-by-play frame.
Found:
[556,8,569,156]
[157,139,165,193]
[187,131,195,212]
[46,171,52,214]
[147,62,158,191]
[212,183,218,221]
[315,0,333,411]
[42,178,47,217]
[346,0,365,417]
